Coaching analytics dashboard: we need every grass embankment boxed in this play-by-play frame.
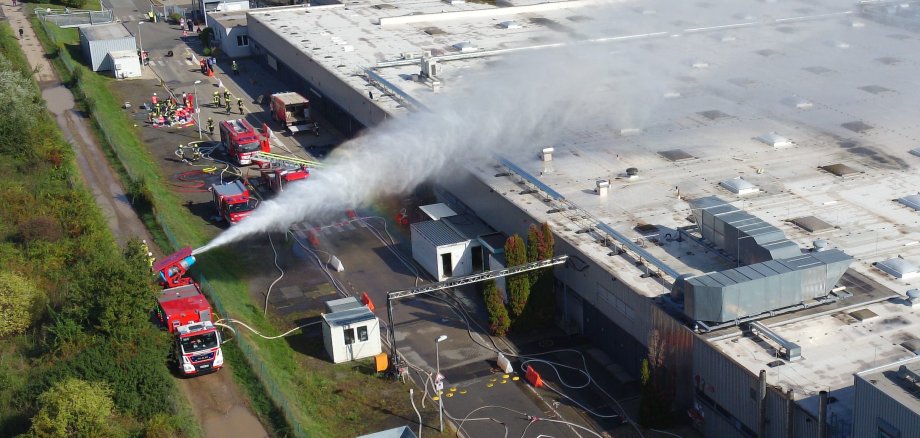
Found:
[0,21,199,437]
[31,16,443,437]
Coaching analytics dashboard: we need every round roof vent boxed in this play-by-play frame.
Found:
[626,167,639,176]
[814,239,829,251]
[907,289,920,299]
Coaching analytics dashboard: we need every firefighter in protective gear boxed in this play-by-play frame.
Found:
[223,90,231,104]
[212,91,220,107]
[231,60,239,76]
[237,98,243,115]
[225,99,232,114]
[207,117,214,135]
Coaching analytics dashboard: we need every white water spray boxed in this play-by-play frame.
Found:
[195,21,679,255]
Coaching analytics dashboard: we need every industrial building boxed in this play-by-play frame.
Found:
[235,0,920,436]
[78,23,137,72]
[852,357,920,437]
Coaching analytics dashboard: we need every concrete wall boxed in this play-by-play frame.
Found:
[247,15,391,135]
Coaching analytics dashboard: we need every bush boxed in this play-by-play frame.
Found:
[483,280,510,336]
[29,378,121,437]
[58,0,89,9]
[0,271,42,337]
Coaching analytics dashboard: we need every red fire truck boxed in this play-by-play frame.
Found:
[219,118,270,165]
[212,180,258,224]
[260,164,309,193]
[152,247,224,376]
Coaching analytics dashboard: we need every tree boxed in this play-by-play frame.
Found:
[29,378,120,437]
[0,270,42,337]
[504,235,530,318]
[482,280,510,336]
[638,330,677,427]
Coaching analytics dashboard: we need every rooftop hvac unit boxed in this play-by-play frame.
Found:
[420,57,438,79]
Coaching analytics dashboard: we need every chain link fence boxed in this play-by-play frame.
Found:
[36,18,308,438]
[36,7,114,28]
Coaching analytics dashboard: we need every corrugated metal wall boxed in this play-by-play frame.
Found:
[650,304,694,408]
[85,37,135,71]
[693,339,760,433]
[853,374,920,438]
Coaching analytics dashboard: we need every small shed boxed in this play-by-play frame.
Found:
[79,23,137,72]
[208,11,251,58]
[411,220,471,280]
[110,49,141,79]
[322,297,382,364]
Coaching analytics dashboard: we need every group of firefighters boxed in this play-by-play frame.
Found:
[148,87,246,129]
[211,89,245,115]
[147,92,197,128]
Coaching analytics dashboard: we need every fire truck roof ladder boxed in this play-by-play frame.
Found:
[250,151,324,168]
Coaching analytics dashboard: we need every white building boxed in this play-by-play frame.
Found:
[247,0,920,435]
[109,49,141,79]
[207,11,251,58]
[321,297,382,364]
[411,220,471,281]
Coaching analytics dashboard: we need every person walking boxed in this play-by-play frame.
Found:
[207,117,214,135]
[223,89,231,104]
[212,91,220,107]
[225,99,231,114]
[232,60,239,76]
[18,28,23,39]
[237,98,244,115]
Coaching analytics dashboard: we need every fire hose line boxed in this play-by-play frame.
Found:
[426,291,645,437]
[213,318,323,341]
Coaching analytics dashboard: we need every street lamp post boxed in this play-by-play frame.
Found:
[435,334,447,432]
[193,80,202,139]
[137,22,145,69]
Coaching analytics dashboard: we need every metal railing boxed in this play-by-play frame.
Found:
[36,7,114,28]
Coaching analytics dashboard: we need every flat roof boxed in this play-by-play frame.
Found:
[411,220,467,247]
[419,203,457,221]
[251,0,920,297]
[322,306,376,327]
[81,23,132,41]
[209,11,248,28]
[856,357,920,415]
[712,299,920,425]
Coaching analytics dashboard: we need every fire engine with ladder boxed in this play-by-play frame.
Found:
[250,151,323,193]
[152,247,224,376]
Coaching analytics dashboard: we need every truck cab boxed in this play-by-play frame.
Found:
[211,180,258,224]
[155,283,224,376]
[219,119,269,165]
[175,321,223,375]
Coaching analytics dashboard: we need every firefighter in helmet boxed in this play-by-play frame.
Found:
[237,98,244,115]
[223,89,231,104]
[207,117,214,135]
[212,91,220,107]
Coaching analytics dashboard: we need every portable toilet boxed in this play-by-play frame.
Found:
[322,297,382,363]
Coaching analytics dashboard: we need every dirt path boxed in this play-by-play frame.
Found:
[5,5,268,437]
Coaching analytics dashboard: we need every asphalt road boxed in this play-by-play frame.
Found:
[8,3,269,436]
